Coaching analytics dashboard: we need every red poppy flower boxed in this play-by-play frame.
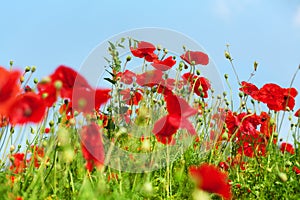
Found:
[237,135,267,157]
[37,65,92,107]
[10,153,26,174]
[130,41,158,62]
[116,70,136,84]
[80,122,105,172]
[52,65,91,99]
[8,92,46,125]
[182,73,211,98]
[180,51,209,65]
[120,88,143,105]
[72,87,110,114]
[59,100,73,118]
[280,142,295,155]
[259,112,276,138]
[0,67,21,115]
[29,146,45,168]
[189,163,232,200]
[256,83,297,111]
[152,94,197,144]
[218,161,230,171]
[239,81,259,99]
[293,166,300,175]
[136,70,163,87]
[295,109,300,117]
[151,56,176,71]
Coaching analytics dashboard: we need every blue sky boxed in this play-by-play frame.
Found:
[1,1,300,138]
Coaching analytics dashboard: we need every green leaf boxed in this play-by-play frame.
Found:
[108,41,115,50]
[104,77,116,85]
[105,69,115,77]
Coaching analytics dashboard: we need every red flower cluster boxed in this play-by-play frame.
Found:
[9,153,26,174]
[280,142,295,155]
[189,163,232,200]
[0,66,46,125]
[9,145,46,174]
[240,81,298,111]
[80,122,105,172]
[293,166,300,175]
[182,72,211,98]
[222,111,275,157]
[38,65,110,114]
[130,41,209,71]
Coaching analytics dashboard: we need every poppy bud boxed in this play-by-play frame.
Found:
[157,45,162,51]
[179,61,184,70]
[163,48,168,54]
[33,78,39,84]
[42,93,48,99]
[25,66,31,72]
[9,60,14,67]
[126,55,131,62]
[224,51,231,60]
[143,182,153,195]
[10,145,15,152]
[30,127,35,134]
[196,69,201,75]
[54,80,63,90]
[254,61,258,71]
[20,76,25,83]
[224,74,229,79]
[198,85,203,92]
[49,120,54,127]
[269,118,275,125]
[31,66,36,72]
[278,172,288,182]
[239,92,243,98]
[42,141,48,147]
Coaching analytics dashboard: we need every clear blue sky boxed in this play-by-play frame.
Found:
[1,1,300,138]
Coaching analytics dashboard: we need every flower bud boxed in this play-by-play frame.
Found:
[254,61,258,71]
[31,66,36,72]
[9,60,14,67]
[20,76,25,83]
[157,44,162,51]
[225,51,231,60]
[10,145,15,152]
[54,80,63,90]
[49,120,54,127]
[278,172,288,182]
[25,66,31,72]
[33,78,39,84]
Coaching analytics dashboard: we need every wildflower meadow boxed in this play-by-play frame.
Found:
[0,36,299,200]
